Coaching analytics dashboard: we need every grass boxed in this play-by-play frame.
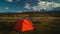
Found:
[0,17,60,34]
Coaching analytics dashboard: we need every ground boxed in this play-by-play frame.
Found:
[0,17,60,34]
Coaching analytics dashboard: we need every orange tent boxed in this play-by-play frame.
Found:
[13,18,35,32]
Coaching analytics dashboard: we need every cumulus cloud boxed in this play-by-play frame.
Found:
[6,0,13,2]
[24,3,31,9]
[32,0,60,11]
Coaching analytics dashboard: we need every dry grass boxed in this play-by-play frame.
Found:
[0,17,60,34]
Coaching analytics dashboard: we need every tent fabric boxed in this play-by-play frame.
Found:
[13,18,35,32]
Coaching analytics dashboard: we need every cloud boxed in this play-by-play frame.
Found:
[24,3,31,9]
[18,11,22,12]
[6,0,13,2]
[32,0,60,11]
[5,7,9,9]
[6,0,21,3]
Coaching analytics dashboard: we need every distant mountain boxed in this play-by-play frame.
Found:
[0,8,60,17]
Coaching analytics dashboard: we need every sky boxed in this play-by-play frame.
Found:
[0,0,60,13]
